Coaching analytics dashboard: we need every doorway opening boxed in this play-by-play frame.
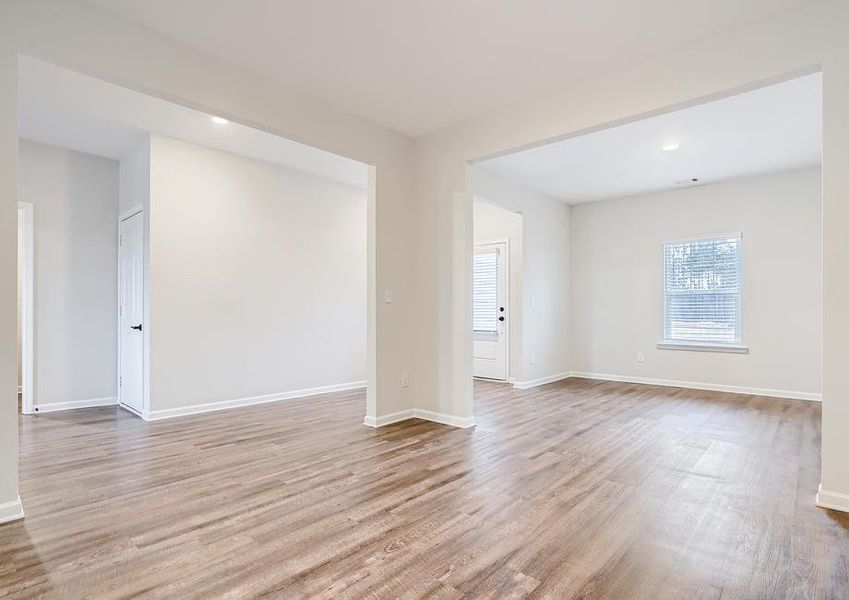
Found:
[466,70,822,416]
[17,55,373,422]
[472,199,522,383]
[17,202,33,414]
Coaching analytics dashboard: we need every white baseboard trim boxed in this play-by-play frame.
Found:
[0,496,24,524]
[364,408,476,429]
[816,484,849,513]
[363,409,415,428]
[35,396,118,413]
[510,370,821,401]
[144,381,367,421]
[413,409,476,429]
[512,372,572,390]
[569,371,821,402]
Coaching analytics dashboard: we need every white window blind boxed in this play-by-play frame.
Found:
[663,235,742,345]
[473,249,498,332]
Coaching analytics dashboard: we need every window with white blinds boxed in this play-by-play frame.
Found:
[473,249,498,332]
[663,235,742,345]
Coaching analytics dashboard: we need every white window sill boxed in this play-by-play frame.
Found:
[657,341,749,354]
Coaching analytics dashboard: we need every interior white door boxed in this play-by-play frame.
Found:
[119,211,144,414]
[473,242,508,380]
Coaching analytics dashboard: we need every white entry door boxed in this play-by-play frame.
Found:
[473,242,508,380]
[118,211,144,414]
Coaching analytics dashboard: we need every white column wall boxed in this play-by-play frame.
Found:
[818,40,849,509]
[0,17,22,521]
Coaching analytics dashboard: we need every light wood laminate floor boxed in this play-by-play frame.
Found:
[2,378,848,598]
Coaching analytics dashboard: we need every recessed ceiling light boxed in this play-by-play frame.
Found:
[662,142,680,152]
[210,116,229,125]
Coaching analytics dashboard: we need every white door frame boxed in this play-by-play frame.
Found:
[18,202,34,414]
[473,237,510,381]
[117,205,145,416]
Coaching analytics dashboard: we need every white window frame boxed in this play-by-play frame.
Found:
[658,233,749,354]
[473,245,501,334]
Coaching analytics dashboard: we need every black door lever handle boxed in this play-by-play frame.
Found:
[131,324,143,331]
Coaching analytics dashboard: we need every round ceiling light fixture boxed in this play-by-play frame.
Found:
[662,142,680,152]
[210,116,229,125]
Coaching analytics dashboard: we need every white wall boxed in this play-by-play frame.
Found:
[819,20,849,511]
[570,167,821,397]
[473,199,523,382]
[147,135,367,414]
[0,20,18,517]
[18,139,119,409]
[120,136,150,215]
[470,167,571,385]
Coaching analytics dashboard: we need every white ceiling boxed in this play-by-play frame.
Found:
[18,57,368,188]
[83,0,815,136]
[477,73,822,203]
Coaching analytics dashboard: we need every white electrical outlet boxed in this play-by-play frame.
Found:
[384,289,393,304]
[400,373,409,387]
[529,353,536,365]
[636,352,645,363]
